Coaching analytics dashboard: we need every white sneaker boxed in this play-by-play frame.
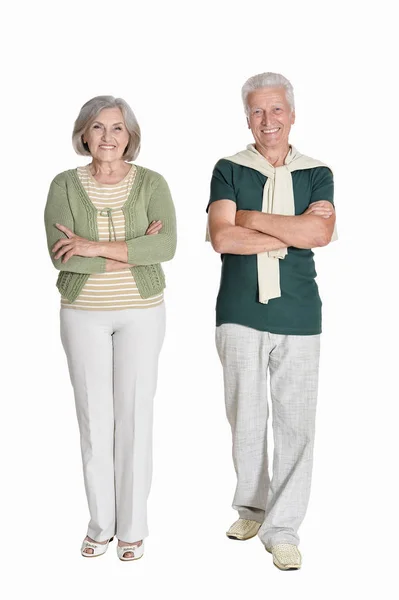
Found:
[226,519,261,540]
[267,543,302,570]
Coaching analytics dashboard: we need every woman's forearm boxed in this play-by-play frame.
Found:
[105,258,135,272]
[96,241,129,262]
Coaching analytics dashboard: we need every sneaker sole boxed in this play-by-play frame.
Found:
[273,561,301,571]
[226,531,259,541]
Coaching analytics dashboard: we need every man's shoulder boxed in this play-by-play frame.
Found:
[213,158,254,177]
[295,151,333,176]
[307,165,334,185]
[293,164,333,189]
[214,157,234,170]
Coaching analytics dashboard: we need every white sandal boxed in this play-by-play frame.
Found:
[81,536,114,558]
[117,541,144,562]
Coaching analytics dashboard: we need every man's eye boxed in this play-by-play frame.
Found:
[115,126,122,131]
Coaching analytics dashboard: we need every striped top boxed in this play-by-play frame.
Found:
[61,164,164,311]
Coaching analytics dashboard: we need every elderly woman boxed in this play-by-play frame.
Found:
[44,96,176,561]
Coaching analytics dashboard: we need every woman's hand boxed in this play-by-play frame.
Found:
[53,220,163,263]
[52,224,100,263]
[304,201,334,219]
[145,220,163,235]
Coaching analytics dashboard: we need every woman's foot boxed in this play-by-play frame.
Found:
[117,539,143,560]
[82,536,111,556]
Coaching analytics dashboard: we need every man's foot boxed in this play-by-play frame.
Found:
[226,519,261,540]
[81,536,113,557]
[267,543,302,570]
[117,539,143,560]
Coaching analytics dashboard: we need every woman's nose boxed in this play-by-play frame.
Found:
[102,129,112,141]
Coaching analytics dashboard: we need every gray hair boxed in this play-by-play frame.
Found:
[241,72,295,115]
[72,95,141,161]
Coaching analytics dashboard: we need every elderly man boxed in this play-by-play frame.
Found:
[206,72,336,570]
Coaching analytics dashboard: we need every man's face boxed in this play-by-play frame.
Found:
[246,87,295,154]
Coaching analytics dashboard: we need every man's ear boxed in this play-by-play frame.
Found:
[291,110,296,125]
[246,117,251,129]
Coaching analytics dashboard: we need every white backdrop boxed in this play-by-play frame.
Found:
[1,0,398,598]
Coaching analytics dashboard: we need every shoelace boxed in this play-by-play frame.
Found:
[99,208,117,241]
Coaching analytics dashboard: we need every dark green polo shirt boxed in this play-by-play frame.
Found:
[207,159,334,335]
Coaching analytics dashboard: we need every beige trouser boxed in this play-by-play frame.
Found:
[216,323,320,548]
[60,303,166,542]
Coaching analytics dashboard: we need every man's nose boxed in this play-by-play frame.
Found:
[261,111,272,126]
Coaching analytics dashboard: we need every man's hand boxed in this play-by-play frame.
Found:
[52,224,100,263]
[303,201,334,219]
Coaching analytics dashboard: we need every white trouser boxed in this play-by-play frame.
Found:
[60,303,166,542]
[215,323,320,548]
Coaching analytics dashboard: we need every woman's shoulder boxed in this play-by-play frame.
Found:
[134,164,168,186]
[50,168,78,188]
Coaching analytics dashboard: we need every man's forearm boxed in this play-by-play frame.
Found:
[212,225,287,255]
[247,212,329,248]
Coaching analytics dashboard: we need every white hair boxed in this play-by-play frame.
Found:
[72,95,141,161]
[241,72,295,115]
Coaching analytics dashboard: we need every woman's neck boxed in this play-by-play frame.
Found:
[88,160,131,183]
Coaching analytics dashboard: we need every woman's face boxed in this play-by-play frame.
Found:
[83,107,130,161]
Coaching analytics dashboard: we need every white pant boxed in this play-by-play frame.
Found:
[216,323,320,547]
[60,303,166,542]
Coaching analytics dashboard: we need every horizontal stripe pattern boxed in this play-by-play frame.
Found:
[61,165,164,311]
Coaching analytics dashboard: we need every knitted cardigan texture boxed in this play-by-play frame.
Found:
[44,165,177,303]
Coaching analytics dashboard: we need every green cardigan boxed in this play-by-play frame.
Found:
[44,165,177,303]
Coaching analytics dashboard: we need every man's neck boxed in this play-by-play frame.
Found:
[255,143,290,167]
